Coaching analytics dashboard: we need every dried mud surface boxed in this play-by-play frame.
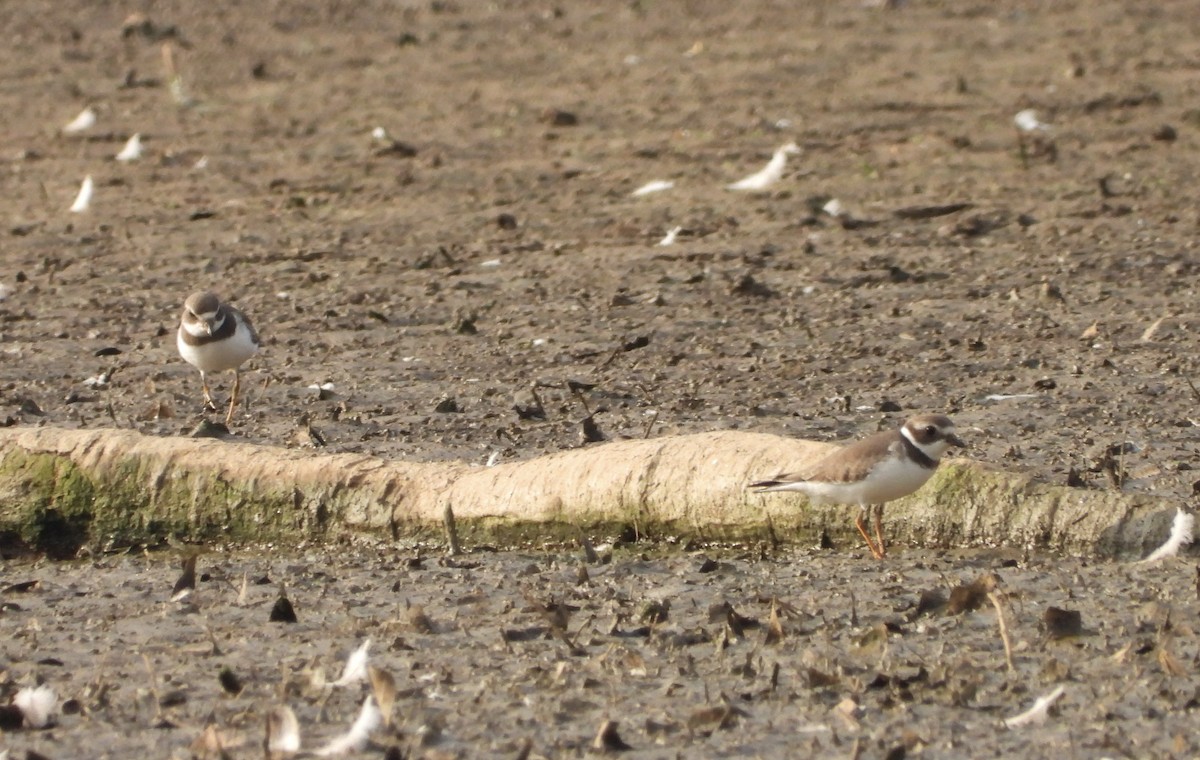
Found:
[2,0,1200,756]
[0,0,1197,499]
[2,547,1199,758]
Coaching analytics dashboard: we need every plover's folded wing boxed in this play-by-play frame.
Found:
[751,427,903,490]
[799,430,899,484]
[233,306,261,345]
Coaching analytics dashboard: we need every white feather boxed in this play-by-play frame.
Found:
[658,226,682,246]
[332,638,371,687]
[267,705,301,754]
[14,684,58,728]
[1014,109,1051,133]
[315,696,382,756]
[115,133,143,162]
[631,179,674,197]
[62,107,96,134]
[69,175,94,213]
[1139,508,1195,563]
[1003,686,1064,728]
[727,142,799,191]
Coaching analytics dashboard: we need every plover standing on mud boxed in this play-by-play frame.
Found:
[177,291,260,425]
[749,414,965,558]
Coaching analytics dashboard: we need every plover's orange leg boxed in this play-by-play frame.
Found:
[872,504,887,558]
[855,511,886,560]
[225,369,241,425]
[200,371,217,411]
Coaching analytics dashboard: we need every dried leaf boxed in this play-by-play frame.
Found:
[591,720,631,752]
[1140,315,1168,342]
[315,696,381,756]
[332,639,371,687]
[1004,686,1065,728]
[764,600,784,645]
[409,605,435,633]
[1158,645,1187,677]
[1042,607,1083,639]
[14,684,58,728]
[171,554,197,601]
[947,572,1000,615]
[217,667,243,695]
[368,666,396,726]
[266,706,301,757]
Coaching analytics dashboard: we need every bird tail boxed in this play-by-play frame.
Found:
[748,479,785,491]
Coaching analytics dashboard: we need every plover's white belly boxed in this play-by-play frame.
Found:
[177,325,258,373]
[796,457,935,507]
[857,456,936,503]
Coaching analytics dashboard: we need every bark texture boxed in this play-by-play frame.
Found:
[0,426,1175,558]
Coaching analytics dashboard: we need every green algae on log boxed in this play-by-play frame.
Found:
[0,426,1180,558]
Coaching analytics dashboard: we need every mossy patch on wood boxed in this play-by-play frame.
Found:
[0,448,317,555]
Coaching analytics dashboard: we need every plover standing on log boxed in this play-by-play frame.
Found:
[750,414,965,558]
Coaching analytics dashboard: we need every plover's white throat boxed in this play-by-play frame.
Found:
[177,291,260,425]
[750,414,964,559]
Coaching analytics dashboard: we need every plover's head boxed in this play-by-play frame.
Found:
[182,291,223,336]
[901,414,965,460]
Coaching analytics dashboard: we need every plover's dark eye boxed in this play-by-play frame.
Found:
[925,425,937,436]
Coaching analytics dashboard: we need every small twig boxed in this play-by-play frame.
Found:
[528,385,546,418]
[988,590,1016,673]
[443,503,461,556]
[1140,315,1168,343]
[599,347,621,369]
[1118,428,1128,489]
[263,711,273,760]
[142,654,164,722]
[765,514,780,552]
[847,737,863,760]
[579,530,599,564]
[253,373,272,410]
[568,383,592,417]
[1184,375,1200,404]
[161,42,192,107]
[161,42,178,80]
[642,410,658,439]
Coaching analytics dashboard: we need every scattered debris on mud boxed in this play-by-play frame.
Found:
[2,0,1200,756]
[2,546,1198,758]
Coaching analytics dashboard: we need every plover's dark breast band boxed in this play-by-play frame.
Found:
[899,434,937,470]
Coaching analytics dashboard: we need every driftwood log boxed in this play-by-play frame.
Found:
[0,426,1178,558]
